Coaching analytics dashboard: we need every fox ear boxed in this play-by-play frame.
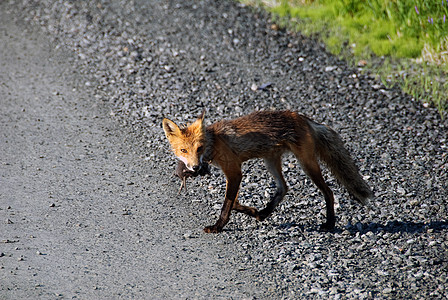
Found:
[162,118,181,138]
[192,109,205,127]
[197,109,206,121]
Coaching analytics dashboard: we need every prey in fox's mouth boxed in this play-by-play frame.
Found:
[173,160,211,194]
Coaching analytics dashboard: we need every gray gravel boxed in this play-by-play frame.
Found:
[2,0,448,298]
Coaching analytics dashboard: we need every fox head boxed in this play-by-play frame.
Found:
[162,111,206,172]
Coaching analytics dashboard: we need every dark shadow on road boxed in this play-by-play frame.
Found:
[343,220,448,234]
[268,220,448,235]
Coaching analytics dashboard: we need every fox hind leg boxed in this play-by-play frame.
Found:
[258,155,288,221]
[292,146,336,230]
[303,162,336,230]
[232,200,259,218]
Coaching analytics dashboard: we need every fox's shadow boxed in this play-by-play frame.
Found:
[342,220,448,234]
[261,220,448,235]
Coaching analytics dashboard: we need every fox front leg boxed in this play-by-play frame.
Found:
[204,170,242,233]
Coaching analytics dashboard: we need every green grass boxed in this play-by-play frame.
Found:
[242,0,448,114]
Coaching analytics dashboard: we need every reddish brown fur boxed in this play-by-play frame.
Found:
[162,110,373,233]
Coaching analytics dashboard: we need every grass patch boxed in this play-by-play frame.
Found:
[242,0,448,114]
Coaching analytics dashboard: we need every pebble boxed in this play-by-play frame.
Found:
[250,83,258,91]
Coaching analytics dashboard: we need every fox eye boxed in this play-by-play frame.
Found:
[197,146,204,153]
[180,149,187,154]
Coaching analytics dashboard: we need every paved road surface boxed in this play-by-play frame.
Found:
[0,8,263,299]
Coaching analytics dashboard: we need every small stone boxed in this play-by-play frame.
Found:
[257,82,272,90]
[164,65,174,72]
[183,232,194,239]
[410,199,419,206]
[357,60,367,67]
[414,272,423,279]
[250,83,258,91]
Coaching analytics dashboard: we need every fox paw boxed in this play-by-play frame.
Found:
[320,222,335,231]
[256,209,271,221]
[203,225,222,233]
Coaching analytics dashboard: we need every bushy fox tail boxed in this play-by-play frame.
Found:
[309,121,373,205]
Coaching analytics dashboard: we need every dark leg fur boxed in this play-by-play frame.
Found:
[258,156,288,221]
[292,145,336,231]
[302,162,335,230]
[227,156,288,222]
[204,169,242,233]
[232,200,259,218]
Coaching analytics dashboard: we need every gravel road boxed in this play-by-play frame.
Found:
[2,0,447,299]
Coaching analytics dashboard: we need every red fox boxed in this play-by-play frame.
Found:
[162,110,373,233]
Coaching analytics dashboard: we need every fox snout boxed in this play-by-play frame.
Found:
[177,155,203,172]
[181,158,202,172]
